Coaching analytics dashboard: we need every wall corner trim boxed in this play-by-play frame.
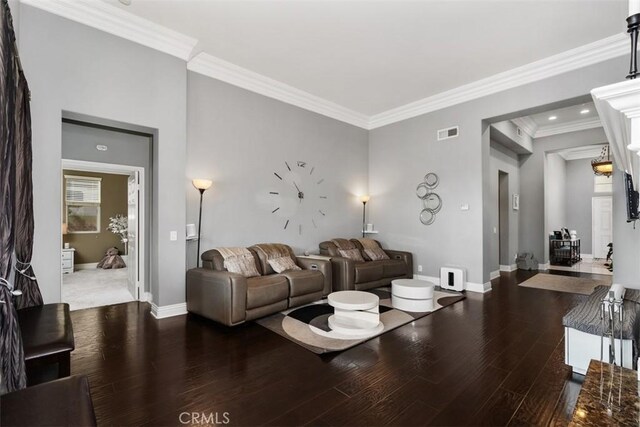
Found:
[151,302,187,319]
[466,281,492,293]
[21,0,198,60]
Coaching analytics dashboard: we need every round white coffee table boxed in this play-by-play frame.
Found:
[327,291,383,338]
[391,279,435,312]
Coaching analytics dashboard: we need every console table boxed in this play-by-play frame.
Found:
[549,237,581,266]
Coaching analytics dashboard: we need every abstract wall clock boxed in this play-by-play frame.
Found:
[269,160,327,235]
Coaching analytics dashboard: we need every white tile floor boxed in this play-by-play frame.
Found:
[548,258,612,276]
[62,267,135,311]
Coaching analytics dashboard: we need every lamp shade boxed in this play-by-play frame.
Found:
[192,179,213,191]
[359,195,371,203]
[591,146,613,177]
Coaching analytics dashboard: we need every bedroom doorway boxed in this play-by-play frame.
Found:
[61,159,145,310]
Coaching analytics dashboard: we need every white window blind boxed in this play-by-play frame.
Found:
[65,175,101,204]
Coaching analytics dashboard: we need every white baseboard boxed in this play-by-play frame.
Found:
[466,281,492,293]
[414,273,490,293]
[581,254,593,260]
[140,292,153,302]
[413,274,440,284]
[490,270,500,280]
[500,264,518,272]
[151,302,187,319]
[75,262,98,270]
[539,262,550,270]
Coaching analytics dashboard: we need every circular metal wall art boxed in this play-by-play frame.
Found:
[419,208,435,225]
[423,173,439,188]
[423,192,442,214]
[416,173,441,225]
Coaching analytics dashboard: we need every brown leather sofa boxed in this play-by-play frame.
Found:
[186,244,331,326]
[319,239,412,291]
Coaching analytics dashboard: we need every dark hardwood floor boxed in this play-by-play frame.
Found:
[69,270,601,426]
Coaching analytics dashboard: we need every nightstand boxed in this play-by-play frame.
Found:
[62,248,75,274]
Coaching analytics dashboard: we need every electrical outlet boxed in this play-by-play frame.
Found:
[418,265,423,272]
[169,231,177,241]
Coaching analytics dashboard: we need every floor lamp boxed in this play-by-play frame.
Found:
[192,179,213,268]
[360,195,370,238]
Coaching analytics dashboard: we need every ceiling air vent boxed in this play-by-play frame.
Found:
[437,126,459,141]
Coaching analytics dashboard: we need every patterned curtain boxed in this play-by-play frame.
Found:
[13,54,42,309]
[0,0,30,393]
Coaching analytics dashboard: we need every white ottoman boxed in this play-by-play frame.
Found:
[327,291,383,338]
[391,279,435,312]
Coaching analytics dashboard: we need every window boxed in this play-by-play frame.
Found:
[65,175,101,233]
[594,175,613,193]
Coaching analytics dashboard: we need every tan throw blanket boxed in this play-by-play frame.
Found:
[215,247,260,278]
[331,238,355,250]
[357,238,379,250]
[252,243,290,260]
[215,247,252,259]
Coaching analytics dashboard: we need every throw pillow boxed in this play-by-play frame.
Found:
[268,256,301,273]
[339,248,365,262]
[224,254,261,278]
[365,247,390,261]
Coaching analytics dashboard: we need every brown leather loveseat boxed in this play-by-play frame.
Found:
[186,243,331,326]
[319,238,412,291]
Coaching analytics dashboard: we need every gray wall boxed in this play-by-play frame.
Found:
[565,158,611,254]
[369,55,626,285]
[519,128,608,264]
[612,169,640,288]
[62,121,152,291]
[545,153,567,233]
[19,5,187,306]
[186,72,369,268]
[488,142,520,272]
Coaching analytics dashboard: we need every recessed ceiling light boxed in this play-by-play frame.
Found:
[580,109,590,114]
[548,115,557,121]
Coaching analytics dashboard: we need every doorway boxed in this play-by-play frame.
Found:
[592,195,613,259]
[61,159,145,310]
[498,171,510,268]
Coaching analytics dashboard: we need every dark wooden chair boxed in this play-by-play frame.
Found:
[18,303,75,385]
[1,375,97,426]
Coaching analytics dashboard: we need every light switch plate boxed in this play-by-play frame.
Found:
[170,231,178,241]
[460,204,470,211]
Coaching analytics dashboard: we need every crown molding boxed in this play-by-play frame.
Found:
[510,117,538,137]
[534,116,601,138]
[368,33,630,129]
[187,52,370,129]
[20,0,198,61]
[18,1,635,131]
[557,144,606,161]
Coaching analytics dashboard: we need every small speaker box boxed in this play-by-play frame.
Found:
[440,267,465,291]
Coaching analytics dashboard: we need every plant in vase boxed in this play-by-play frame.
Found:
[107,214,128,254]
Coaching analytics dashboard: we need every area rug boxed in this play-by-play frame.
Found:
[255,287,464,354]
[518,273,612,296]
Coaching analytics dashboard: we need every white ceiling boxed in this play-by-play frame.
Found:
[511,100,602,138]
[529,102,599,127]
[102,0,628,116]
